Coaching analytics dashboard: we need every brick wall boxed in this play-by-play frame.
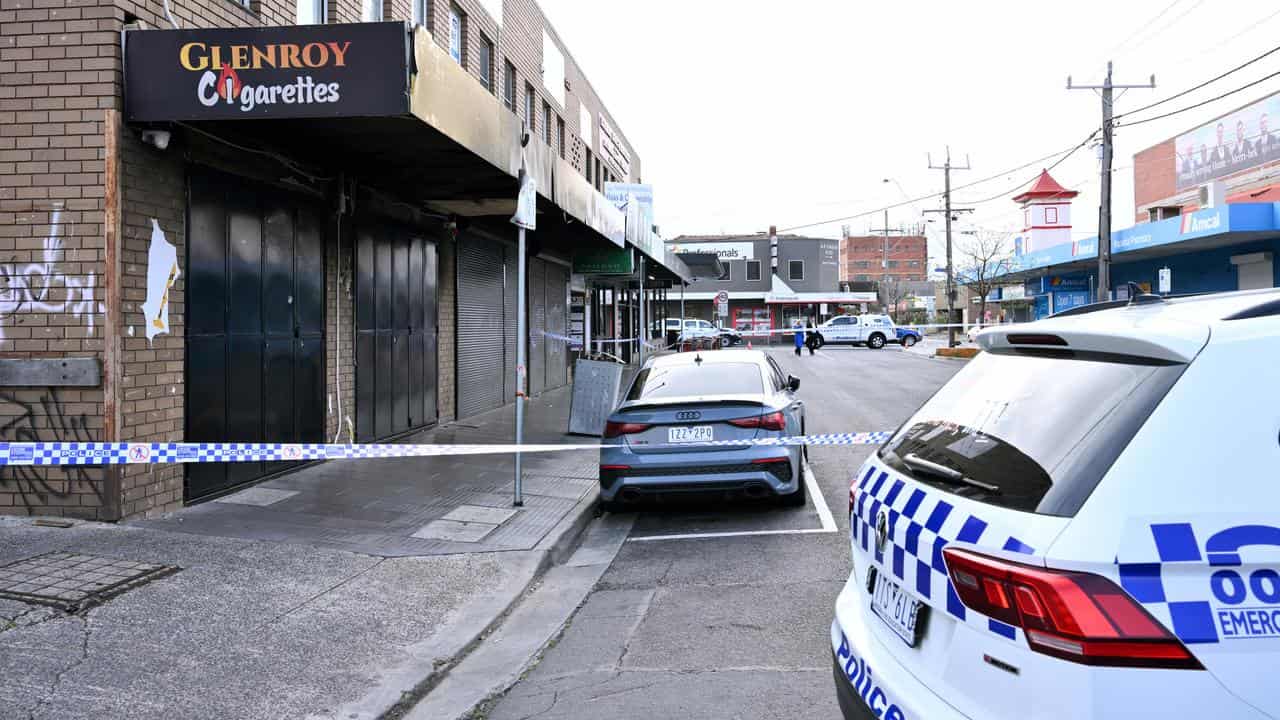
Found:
[436,233,455,421]
[1133,139,1176,221]
[840,235,927,282]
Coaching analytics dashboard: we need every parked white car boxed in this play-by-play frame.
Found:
[652,318,720,341]
[814,314,900,350]
[832,289,1280,719]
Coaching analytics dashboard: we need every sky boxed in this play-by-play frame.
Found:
[537,0,1280,270]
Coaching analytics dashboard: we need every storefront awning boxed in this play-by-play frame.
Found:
[764,277,876,304]
[674,252,725,280]
[120,23,683,270]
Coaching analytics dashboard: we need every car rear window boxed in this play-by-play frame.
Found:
[626,362,763,401]
[877,349,1185,516]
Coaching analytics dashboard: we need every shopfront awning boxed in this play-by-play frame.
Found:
[674,252,724,280]
[994,202,1280,284]
[120,22,683,269]
[764,277,877,304]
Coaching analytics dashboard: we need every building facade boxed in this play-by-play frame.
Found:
[0,0,679,519]
[839,233,927,283]
[665,233,874,336]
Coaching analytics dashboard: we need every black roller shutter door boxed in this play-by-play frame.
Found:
[457,238,506,418]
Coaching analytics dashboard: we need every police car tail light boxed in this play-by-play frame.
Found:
[943,548,1203,670]
[603,421,651,438]
[728,411,786,431]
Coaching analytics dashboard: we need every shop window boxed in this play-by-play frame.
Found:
[1045,206,1059,224]
[524,84,535,131]
[746,260,762,281]
[557,116,565,158]
[788,260,804,281]
[297,0,325,23]
[503,61,516,111]
[543,102,552,145]
[448,6,464,64]
[585,149,593,182]
[478,35,494,93]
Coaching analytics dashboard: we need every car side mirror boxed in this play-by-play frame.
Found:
[787,375,800,392]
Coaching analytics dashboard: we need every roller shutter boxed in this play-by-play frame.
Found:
[457,238,507,418]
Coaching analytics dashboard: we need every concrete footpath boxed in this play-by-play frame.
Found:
[0,385,606,720]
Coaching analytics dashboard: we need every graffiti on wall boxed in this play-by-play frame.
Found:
[0,207,99,338]
[0,388,103,512]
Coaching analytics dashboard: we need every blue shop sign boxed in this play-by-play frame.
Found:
[1028,275,1091,295]
[1112,202,1279,254]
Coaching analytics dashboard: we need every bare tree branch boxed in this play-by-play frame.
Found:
[958,231,1013,328]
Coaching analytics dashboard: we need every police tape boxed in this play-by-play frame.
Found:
[0,432,894,467]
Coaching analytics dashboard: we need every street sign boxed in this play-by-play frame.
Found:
[715,290,729,317]
[715,291,729,303]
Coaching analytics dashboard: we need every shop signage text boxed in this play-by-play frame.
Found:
[125,23,409,121]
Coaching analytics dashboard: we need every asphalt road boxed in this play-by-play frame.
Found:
[482,345,964,720]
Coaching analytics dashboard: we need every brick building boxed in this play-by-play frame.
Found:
[0,0,684,519]
[839,233,927,283]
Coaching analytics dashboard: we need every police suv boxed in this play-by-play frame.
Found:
[832,289,1280,719]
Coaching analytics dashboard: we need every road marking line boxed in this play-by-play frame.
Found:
[627,464,838,543]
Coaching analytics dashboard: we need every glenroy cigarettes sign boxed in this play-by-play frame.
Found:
[124,22,409,121]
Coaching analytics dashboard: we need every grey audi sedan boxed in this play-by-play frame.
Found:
[598,349,807,510]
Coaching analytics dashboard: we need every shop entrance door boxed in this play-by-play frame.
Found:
[185,170,326,502]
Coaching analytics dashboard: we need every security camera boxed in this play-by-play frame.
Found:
[141,129,170,150]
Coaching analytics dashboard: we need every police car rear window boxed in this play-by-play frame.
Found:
[878,350,1185,516]
[627,363,764,401]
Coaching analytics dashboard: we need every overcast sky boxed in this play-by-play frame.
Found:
[539,0,1280,268]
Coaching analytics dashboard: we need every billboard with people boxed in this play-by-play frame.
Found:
[1175,92,1280,191]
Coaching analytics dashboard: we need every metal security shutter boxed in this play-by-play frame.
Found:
[529,258,547,397]
[457,239,506,418]
[503,245,518,404]
[545,262,569,390]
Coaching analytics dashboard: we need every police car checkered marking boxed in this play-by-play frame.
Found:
[852,460,1040,644]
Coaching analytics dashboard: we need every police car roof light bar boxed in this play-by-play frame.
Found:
[943,547,1204,670]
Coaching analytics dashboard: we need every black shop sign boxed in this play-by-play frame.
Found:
[124,22,409,121]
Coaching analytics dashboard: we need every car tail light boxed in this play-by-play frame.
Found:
[942,547,1202,669]
[1005,333,1069,346]
[750,456,789,465]
[728,411,786,431]
[603,421,651,438]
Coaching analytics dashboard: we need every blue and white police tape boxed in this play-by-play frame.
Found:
[0,432,893,467]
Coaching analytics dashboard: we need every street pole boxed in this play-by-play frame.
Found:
[1068,61,1154,301]
[638,255,646,365]
[514,224,527,506]
[925,147,973,347]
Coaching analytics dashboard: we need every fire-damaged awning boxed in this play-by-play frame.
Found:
[121,22,684,274]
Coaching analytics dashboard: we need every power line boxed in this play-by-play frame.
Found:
[953,130,1100,206]
[1116,68,1280,128]
[1117,0,1208,62]
[776,139,1094,233]
[1102,0,1187,60]
[1116,43,1280,121]
[1163,6,1280,75]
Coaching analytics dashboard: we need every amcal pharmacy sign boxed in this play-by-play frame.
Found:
[125,22,409,121]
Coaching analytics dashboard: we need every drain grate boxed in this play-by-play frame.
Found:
[0,551,179,612]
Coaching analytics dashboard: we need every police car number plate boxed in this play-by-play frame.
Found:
[668,426,713,443]
[870,568,923,646]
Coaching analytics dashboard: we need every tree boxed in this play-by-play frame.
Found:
[959,231,1012,328]
[877,276,909,321]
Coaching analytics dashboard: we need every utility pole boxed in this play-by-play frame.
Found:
[1068,61,1154,301]
[869,208,900,306]
[925,147,973,348]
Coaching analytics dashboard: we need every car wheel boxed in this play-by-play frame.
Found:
[814,333,826,348]
[868,333,886,350]
[902,335,917,348]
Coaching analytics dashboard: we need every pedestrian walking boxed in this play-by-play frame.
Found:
[805,318,819,356]
[793,321,805,356]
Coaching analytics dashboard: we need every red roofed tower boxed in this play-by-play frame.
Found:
[1014,169,1079,254]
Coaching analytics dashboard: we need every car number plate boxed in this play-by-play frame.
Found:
[869,568,924,646]
[668,426,713,443]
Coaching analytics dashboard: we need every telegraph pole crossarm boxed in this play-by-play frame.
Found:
[1067,61,1155,302]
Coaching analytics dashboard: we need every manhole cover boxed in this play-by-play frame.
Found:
[0,552,179,612]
